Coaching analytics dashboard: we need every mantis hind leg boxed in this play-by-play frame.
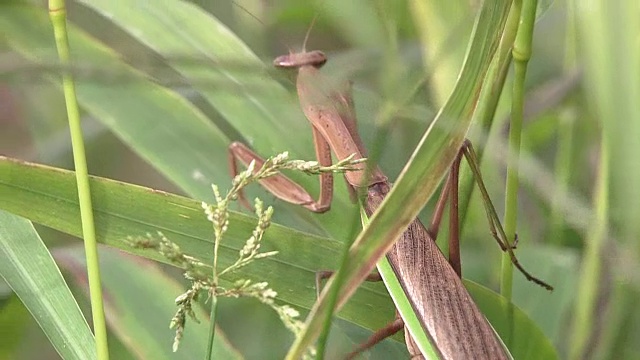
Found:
[454,139,552,290]
[433,140,549,287]
[344,316,405,360]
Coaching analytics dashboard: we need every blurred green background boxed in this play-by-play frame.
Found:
[1,0,639,359]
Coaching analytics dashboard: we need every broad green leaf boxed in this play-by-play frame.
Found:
[0,210,96,360]
[0,156,394,334]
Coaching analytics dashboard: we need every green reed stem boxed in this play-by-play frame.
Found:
[48,1,109,359]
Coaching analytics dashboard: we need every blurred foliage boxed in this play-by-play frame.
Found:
[0,0,639,359]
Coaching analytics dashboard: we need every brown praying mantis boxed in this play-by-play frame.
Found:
[228,46,552,358]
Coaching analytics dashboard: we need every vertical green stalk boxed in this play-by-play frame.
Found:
[501,0,537,299]
[48,1,109,359]
[206,192,227,359]
[548,0,577,246]
[207,229,218,359]
[206,295,218,360]
[568,138,608,360]
[548,112,575,245]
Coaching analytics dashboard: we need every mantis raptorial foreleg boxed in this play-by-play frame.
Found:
[227,78,364,213]
[228,125,334,213]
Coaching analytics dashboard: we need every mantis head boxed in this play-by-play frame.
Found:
[273,50,327,69]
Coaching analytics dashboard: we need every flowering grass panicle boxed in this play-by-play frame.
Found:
[130,152,364,356]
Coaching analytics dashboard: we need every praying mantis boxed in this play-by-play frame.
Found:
[228,47,552,360]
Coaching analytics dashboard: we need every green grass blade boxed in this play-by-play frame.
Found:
[0,210,96,360]
[376,256,440,359]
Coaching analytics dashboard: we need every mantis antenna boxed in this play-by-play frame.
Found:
[230,0,293,54]
[301,12,319,53]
